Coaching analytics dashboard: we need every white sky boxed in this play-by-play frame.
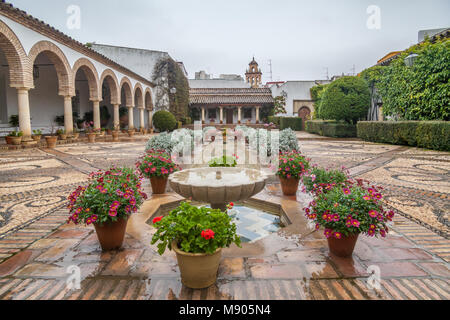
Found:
[10,0,450,81]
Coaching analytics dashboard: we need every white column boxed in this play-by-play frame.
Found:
[92,100,100,130]
[220,107,223,124]
[17,88,32,141]
[256,106,260,124]
[113,104,120,130]
[128,106,134,129]
[139,108,145,130]
[238,107,242,124]
[201,107,205,124]
[148,110,153,132]
[64,96,73,135]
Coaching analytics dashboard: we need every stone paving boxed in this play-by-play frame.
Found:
[0,133,448,300]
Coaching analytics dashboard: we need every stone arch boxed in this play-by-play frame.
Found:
[72,58,100,101]
[134,83,144,108]
[0,20,32,88]
[120,77,133,107]
[144,87,153,110]
[28,40,73,96]
[100,69,120,105]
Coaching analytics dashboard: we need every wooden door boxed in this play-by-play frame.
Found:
[298,107,311,131]
[226,109,233,124]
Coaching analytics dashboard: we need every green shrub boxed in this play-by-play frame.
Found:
[153,110,177,132]
[280,117,303,131]
[322,123,357,138]
[306,120,356,138]
[268,116,281,126]
[320,76,370,124]
[357,121,450,151]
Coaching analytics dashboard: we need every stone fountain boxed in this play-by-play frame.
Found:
[169,167,268,212]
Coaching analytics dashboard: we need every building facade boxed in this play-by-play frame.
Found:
[0,2,155,142]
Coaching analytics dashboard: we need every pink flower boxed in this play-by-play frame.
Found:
[333,232,342,239]
[352,220,360,228]
[369,210,378,218]
[343,188,351,195]
[311,174,317,182]
[324,229,333,239]
[332,214,340,222]
[363,195,372,201]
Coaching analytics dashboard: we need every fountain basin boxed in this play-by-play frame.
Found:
[169,167,268,211]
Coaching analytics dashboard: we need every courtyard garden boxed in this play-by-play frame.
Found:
[0,127,448,302]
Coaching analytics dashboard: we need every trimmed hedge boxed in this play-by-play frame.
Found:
[280,117,303,131]
[153,110,177,132]
[357,121,450,151]
[268,116,281,126]
[306,120,357,138]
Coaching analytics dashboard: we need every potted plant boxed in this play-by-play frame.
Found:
[277,151,310,196]
[45,125,58,148]
[208,155,238,168]
[106,127,113,135]
[137,150,180,194]
[72,127,80,140]
[302,167,350,195]
[8,131,23,145]
[112,125,120,142]
[128,128,135,137]
[84,122,96,143]
[67,167,147,251]
[151,202,241,289]
[56,129,67,140]
[305,180,395,257]
[32,129,43,142]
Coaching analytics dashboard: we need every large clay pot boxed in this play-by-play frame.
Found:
[173,242,222,289]
[59,134,67,141]
[150,176,168,194]
[112,131,120,142]
[94,218,128,251]
[72,133,80,140]
[128,130,135,137]
[327,234,360,258]
[279,176,300,196]
[45,136,58,148]
[10,136,22,145]
[87,133,96,143]
[5,136,12,145]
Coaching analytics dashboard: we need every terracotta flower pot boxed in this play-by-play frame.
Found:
[150,176,168,194]
[45,136,58,148]
[10,136,22,145]
[87,133,96,143]
[72,133,80,140]
[32,135,42,142]
[127,130,135,137]
[94,218,128,251]
[59,134,67,140]
[5,136,12,145]
[173,242,222,289]
[106,129,112,135]
[327,234,360,258]
[112,131,120,142]
[279,176,300,196]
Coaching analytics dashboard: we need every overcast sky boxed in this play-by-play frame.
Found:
[10,0,450,81]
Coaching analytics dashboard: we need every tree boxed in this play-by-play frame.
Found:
[273,96,287,115]
[310,83,329,119]
[319,76,370,124]
[152,58,190,122]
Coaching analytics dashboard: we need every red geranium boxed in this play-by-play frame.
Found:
[153,216,163,224]
[201,229,215,240]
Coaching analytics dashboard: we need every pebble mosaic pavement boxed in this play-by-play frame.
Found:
[0,132,448,300]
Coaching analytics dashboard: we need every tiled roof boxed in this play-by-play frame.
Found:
[190,88,274,105]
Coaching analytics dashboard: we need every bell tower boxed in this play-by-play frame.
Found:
[245,57,262,88]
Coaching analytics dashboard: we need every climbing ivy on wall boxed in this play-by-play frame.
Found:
[152,58,190,122]
[362,38,450,121]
